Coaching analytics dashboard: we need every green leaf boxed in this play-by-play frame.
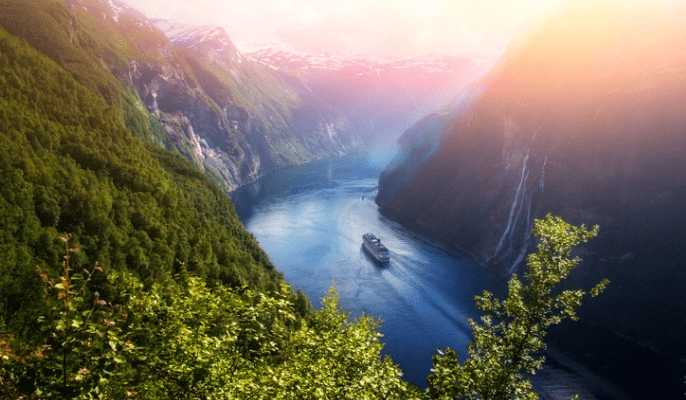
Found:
[427,215,608,400]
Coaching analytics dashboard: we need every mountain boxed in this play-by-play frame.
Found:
[149,19,368,180]
[376,0,686,358]
[0,20,289,334]
[0,0,490,190]
[0,0,363,191]
[248,49,492,147]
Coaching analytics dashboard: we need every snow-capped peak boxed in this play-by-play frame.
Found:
[247,48,484,75]
[152,19,231,46]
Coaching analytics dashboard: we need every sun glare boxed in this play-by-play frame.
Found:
[405,0,446,17]
[417,29,435,46]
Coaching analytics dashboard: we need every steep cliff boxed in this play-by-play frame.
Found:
[377,1,686,356]
[150,20,364,184]
[0,0,363,190]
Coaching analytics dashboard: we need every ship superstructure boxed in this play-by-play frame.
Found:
[362,233,390,263]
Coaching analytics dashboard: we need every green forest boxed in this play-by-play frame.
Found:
[0,18,618,400]
[0,24,417,398]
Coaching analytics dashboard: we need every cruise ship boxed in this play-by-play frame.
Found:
[362,233,390,263]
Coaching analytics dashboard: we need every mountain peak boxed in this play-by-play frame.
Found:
[152,19,236,51]
[247,48,489,84]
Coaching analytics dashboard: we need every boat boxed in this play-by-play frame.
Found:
[362,233,390,263]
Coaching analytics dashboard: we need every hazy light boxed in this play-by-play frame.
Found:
[122,0,567,57]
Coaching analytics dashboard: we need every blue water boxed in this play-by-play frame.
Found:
[231,153,635,398]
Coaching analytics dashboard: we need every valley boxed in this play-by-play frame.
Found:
[1,0,685,397]
[233,154,685,398]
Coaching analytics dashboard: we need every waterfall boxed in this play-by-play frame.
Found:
[493,151,530,258]
[540,155,547,190]
[508,154,547,273]
[510,180,536,273]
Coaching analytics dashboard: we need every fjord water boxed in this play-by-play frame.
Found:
[231,153,630,398]
[233,152,493,387]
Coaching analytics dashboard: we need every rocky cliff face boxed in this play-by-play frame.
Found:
[2,0,490,190]
[1,0,364,190]
[150,20,366,181]
[377,1,686,356]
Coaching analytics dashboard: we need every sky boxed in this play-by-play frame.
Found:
[122,0,568,58]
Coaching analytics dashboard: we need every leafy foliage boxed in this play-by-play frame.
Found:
[1,246,418,399]
[1,236,136,398]
[129,279,420,399]
[427,214,609,400]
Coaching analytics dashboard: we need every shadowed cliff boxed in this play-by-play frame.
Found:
[377,0,686,357]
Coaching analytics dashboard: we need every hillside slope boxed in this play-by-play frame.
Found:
[0,25,423,400]
[377,1,686,356]
[0,0,363,190]
[151,20,362,172]
[0,24,285,337]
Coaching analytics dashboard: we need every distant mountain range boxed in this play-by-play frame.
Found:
[248,48,490,74]
[377,0,686,360]
[249,48,491,147]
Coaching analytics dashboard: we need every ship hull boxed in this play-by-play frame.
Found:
[362,234,390,263]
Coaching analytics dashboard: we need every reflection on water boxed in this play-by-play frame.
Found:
[231,153,631,397]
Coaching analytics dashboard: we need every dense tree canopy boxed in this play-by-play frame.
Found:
[0,25,284,340]
[1,241,417,399]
